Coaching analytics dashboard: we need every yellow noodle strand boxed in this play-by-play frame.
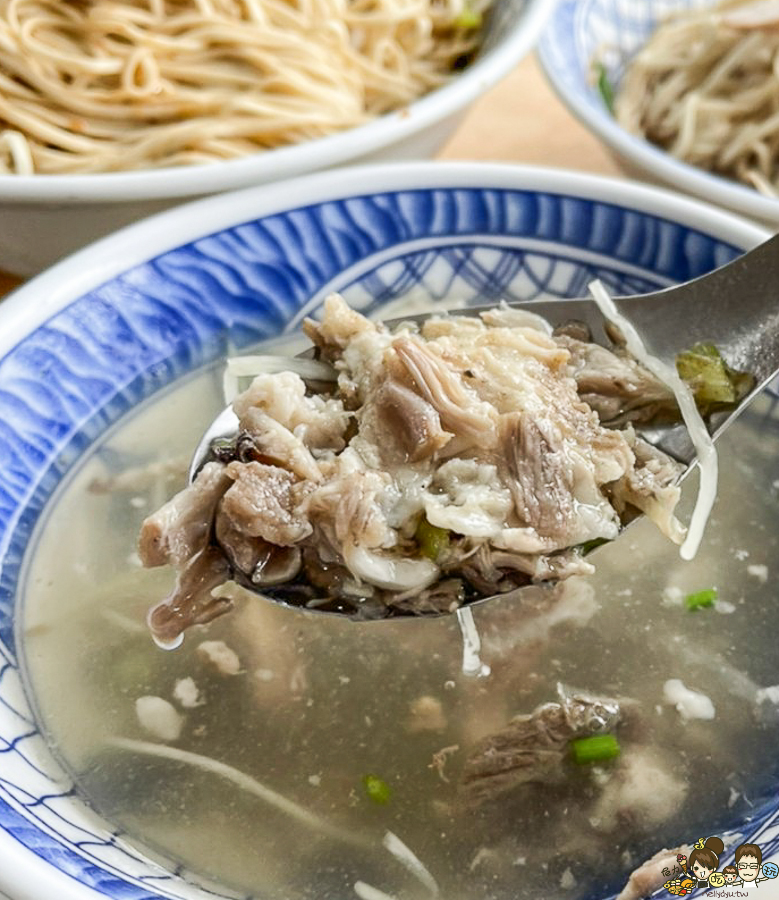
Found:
[0,0,487,173]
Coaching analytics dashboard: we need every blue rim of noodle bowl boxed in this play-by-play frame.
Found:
[0,162,773,900]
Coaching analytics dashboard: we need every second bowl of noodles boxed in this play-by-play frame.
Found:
[0,0,552,276]
[538,0,779,224]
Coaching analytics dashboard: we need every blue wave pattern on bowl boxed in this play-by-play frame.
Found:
[0,186,770,899]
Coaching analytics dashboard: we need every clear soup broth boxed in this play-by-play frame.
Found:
[21,365,779,900]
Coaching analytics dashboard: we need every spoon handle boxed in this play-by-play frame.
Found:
[612,230,779,387]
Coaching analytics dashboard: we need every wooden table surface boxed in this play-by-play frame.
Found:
[0,54,623,298]
[441,54,622,175]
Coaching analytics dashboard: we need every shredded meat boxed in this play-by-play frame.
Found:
[147,546,233,646]
[302,293,377,358]
[233,370,349,453]
[139,293,691,642]
[393,334,496,447]
[609,434,685,542]
[460,689,622,806]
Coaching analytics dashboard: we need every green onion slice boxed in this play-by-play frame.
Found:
[596,63,615,113]
[676,343,754,412]
[453,1,482,28]
[570,734,621,765]
[415,517,450,561]
[684,587,717,611]
[362,773,392,805]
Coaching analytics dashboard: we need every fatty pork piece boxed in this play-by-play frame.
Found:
[139,294,685,643]
[616,845,692,900]
[554,323,678,426]
[459,688,623,806]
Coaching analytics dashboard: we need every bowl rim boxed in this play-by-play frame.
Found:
[0,160,772,900]
[0,0,555,205]
[536,0,779,224]
[0,161,769,363]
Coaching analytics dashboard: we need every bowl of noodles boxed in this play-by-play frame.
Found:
[2,160,779,900]
[537,0,779,224]
[0,0,552,277]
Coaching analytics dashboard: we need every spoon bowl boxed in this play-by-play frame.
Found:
[184,233,779,618]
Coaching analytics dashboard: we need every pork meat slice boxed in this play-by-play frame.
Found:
[503,413,576,540]
[558,334,677,425]
[616,846,692,900]
[365,376,453,464]
[499,412,626,551]
[239,407,322,482]
[138,461,231,568]
[220,461,312,546]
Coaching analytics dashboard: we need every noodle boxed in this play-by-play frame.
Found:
[614,0,779,197]
[588,280,717,562]
[0,0,487,174]
[456,607,491,678]
[108,736,373,846]
[382,831,439,895]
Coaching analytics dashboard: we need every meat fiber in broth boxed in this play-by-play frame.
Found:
[20,353,779,900]
[140,295,689,645]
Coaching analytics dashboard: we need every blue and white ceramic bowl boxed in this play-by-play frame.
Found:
[0,163,774,900]
[537,0,779,224]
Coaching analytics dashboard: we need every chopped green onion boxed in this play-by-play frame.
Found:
[684,587,717,611]
[570,734,621,765]
[362,774,392,805]
[415,517,450,561]
[596,63,615,113]
[453,1,482,28]
[578,537,611,556]
[676,343,754,411]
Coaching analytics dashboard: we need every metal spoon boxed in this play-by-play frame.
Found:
[188,231,779,614]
